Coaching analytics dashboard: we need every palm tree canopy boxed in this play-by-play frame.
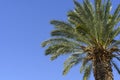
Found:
[42,0,120,80]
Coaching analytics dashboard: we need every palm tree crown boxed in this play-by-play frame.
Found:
[42,0,120,80]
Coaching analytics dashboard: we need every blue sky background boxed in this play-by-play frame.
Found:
[0,0,119,80]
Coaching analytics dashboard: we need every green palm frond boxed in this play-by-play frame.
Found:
[50,20,74,31]
[42,38,69,47]
[84,0,94,13]
[68,10,84,25]
[42,37,81,47]
[50,29,86,44]
[83,64,92,80]
[83,0,94,20]
[63,53,84,75]
[110,27,120,39]
[43,37,83,60]
[109,4,120,27]
[51,27,92,45]
[63,62,75,75]
[80,58,90,73]
[67,10,96,46]
[95,0,102,20]
[51,29,75,39]
[104,0,111,25]
[103,1,120,48]
[45,43,73,55]
[50,47,70,60]
[73,0,89,24]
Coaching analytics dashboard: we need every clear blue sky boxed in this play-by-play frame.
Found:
[0,0,119,80]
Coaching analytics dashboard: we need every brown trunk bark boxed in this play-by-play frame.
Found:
[92,53,113,80]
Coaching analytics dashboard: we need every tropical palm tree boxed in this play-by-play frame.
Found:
[42,0,120,80]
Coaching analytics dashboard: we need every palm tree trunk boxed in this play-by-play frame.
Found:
[92,54,113,80]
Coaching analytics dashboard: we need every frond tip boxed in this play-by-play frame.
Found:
[83,64,92,80]
[63,53,84,75]
[63,62,75,75]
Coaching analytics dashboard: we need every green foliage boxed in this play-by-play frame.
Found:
[42,0,120,80]
[83,64,92,80]
[63,53,84,75]
[80,58,90,73]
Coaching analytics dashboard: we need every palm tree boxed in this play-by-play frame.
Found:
[42,0,120,80]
